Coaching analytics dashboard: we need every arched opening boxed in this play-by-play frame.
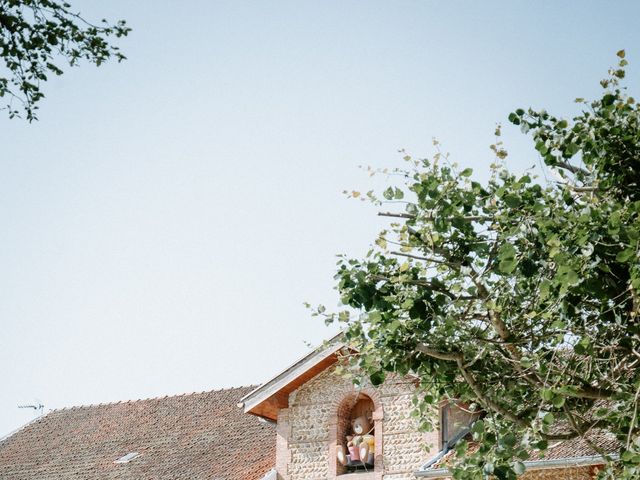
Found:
[335,393,376,475]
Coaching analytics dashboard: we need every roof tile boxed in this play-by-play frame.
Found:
[0,386,274,480]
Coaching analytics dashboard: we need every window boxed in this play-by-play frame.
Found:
[114,452,140,464]
[336,394,376,475]
[440,401,480,448]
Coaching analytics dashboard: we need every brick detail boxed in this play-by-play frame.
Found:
[276,408,291,480]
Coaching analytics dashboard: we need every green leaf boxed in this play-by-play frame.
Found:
[565,143,580,156]
[455,439,468,456]
[504,194,521,208]
[383,187,394,200]
[540,389,554,401]
[556,266,580,287]
[499,259,518,274]
[513,461,526,475]
[498,243,517,261]
[535,439,549,451]
[535,141,549,155]
[621,449,634,462]
[460,168,473,177]
[542,412,555,425]
[471,420,484,434]
[574,337,590,355]
[502,432,517,448]
[520,357,533,368]
[497,243,518,274]
[616,249,635,262]
[370,371,385,386]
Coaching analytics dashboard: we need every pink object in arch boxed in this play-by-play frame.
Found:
[348,445,360,461]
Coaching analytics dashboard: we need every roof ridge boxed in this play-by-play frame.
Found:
[50,384,261,413]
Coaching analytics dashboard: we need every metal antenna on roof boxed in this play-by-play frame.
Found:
[18,402,44,416]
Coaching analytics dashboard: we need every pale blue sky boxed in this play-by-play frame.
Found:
[1,1,639,436]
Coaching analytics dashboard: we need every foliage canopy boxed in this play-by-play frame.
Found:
[319,52,640,479]
[0,0,129,120]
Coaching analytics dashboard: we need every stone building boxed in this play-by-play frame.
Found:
[0,335,619,479]
[240,339,430,480]
[240,336,618,480]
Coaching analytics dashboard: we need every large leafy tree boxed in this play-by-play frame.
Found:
[0,0,129,120]
[319,52,640,479]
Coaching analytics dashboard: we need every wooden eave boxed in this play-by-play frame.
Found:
[240,336,347,421]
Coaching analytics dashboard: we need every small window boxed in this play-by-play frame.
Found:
[115,452,140,464]
[440,402,479,448]
[336,395,375,475]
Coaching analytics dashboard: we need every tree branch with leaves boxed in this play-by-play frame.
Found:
[0,0,130,120]
[316,51,640,479]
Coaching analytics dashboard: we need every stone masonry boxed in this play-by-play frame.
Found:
[275,364,437,480]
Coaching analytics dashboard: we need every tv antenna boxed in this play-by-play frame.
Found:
[18,402,44,416]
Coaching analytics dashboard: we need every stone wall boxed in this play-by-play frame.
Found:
[276,364,438,480]
[272,364,601,480]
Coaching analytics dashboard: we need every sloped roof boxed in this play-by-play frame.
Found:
[240,332,346,421]
[530,429,619,462]
[0,386,275,480]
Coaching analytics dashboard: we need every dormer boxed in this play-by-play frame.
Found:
[240,336,436,480]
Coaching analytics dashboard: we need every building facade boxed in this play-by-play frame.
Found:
[0,336,618,479]
[241,338,617,480]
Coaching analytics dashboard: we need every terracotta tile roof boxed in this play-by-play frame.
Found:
[0,386,275,480]
[531,428,619,461]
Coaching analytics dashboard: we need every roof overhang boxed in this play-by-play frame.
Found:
[239,332,347,421]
